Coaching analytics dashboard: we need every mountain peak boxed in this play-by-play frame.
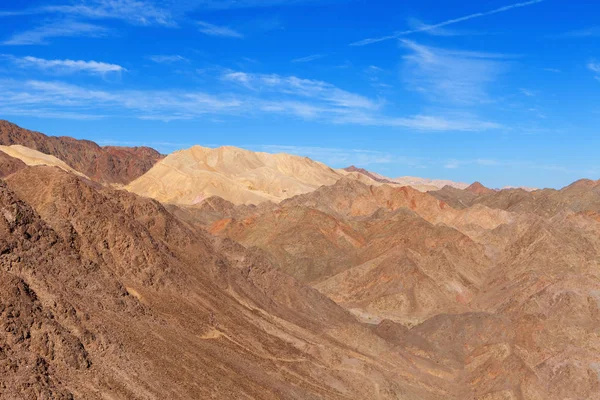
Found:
[466,181,494,195]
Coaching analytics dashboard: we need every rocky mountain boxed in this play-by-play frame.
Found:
[0,120,163,185]
[126,145,392,205]
[0,150,26,178]
[393,176,469,190]
[1,120,599,399]
[431,179,600,216]
[343,165,470,191]
[343,165,397,184]
[178,176,600,399]
[0,144,89,178]
[2,165,464,399]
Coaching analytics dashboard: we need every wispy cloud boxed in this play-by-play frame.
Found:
[350,0,544,46]
[7,56,125,75]
[443,158,569,172]
[222,71,379,110]
[588,62,600,82]
[249,145,414,167]
[557,26,600,38]
[292,54,326,63]
[3,20,109,45]
[175,0,334,10]
[401,40,509,104]
[519,88,535,97]
[588,62,600,73]
[0,0,175,26]
[405,18,483,37]
[335,113,502,132]
[148,55,189,64]
[197,21,243,38]
[0,79,242,121]
[0,74,502,132]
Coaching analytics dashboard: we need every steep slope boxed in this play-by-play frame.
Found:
[0,144,89,178]
[343,165,397,184]
[465,181,495,195]
[185,177,600,399]
[1,165,462,399]
[203,179,513,325]
[0,120,162,185]
[0,150,26,178]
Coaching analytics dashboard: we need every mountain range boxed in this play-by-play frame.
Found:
[0,119,599,400]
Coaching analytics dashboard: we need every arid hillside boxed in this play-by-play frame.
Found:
[126,145,391,205]
[178,177,600,400]
[0,120,163,185]
[0,121,599,400]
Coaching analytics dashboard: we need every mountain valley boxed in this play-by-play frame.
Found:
[0,120,598,400]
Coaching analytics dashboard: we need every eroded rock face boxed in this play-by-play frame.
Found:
[0,151,26,179]
[0,167,461,399]
[0,120,162,185]
[183,175,600,400]
[0,121,598,399]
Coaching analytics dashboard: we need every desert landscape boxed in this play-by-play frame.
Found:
[1,0,598,398]
[0,120,598,399]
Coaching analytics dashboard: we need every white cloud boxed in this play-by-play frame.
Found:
[0,74,502,132]
[443,158,567,172]
[520,88,535,97]
[405,18,471,37]
[588,62,600,73]
[173,0,332,10]
[222,71,379,110]
[335,113,502,132]
[10,56,125,75]
[401,40,509,104]
[148,55,189,64]
[0,79,242,121]
[250,145,416,167]
[589,62,600,81]
[197,21,243,38]
[3,20,109,45]
[559,27,600,38]
[292,54,326,63]
[351,0,544,46]
[0,0,175,26]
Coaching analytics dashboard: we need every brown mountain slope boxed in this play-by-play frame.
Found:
[201,179,513,325]
[0,150,26,178]
[3,163,599,399]
[1,165,466,399]
[465,181,495,195]
[176,176,600,400]
[343,165,397,184]
[0,120,162,185]
[431,178,600,217]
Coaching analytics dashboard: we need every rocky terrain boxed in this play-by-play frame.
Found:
[179,179,600,399]
[0,121,598,399]
[0,120,163,185]
[125,145,392,205]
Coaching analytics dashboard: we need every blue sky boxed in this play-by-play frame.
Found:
[0,0,599,188]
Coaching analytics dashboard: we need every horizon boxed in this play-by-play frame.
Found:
[1,0,599,188]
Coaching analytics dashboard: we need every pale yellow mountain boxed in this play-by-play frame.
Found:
[393,176,469,190]
[0,144,88,178]
[126,145,388,205]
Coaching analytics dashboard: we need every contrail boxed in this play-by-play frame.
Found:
[350,0,545,46]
